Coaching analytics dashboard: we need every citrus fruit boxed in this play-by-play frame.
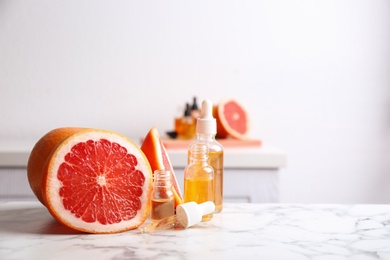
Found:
[140,127,183,207]
[213,98,250,140]
[28,127,87,204]
[27,128,153,234]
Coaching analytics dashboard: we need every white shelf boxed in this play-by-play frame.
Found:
[0,140,36,167]
[167,144,287,169]
[0,140,287,203]
[0,140,287,169]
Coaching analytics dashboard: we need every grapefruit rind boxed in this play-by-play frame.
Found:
[43,129,152,234]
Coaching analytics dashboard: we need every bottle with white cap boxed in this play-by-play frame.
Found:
[184,143,214,221]
[176,201,215,228]
[187,99,224,213]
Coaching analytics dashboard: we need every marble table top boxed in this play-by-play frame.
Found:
[1,202,390,260]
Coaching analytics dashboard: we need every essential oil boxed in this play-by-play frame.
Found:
[151,170,175,223]
[187,99,224,213]
[151,198,174,221]
[184,143,214,222]
[209,150,223,212]
[175,103,195,139]
[184,178,214,221]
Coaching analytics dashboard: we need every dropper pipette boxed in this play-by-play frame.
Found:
[139,215,178,233]
[139,201,215,234]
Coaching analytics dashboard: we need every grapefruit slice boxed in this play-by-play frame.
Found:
[140,127,183,207]
[28,128,152,234]
[213,98,250,140]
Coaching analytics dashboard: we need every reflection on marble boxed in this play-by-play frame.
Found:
[1,202,390,259]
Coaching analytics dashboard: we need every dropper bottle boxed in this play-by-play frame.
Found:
[188,99,224,213]
[184,143,214,221]
[175,103,196,140]
[191,96,200,119]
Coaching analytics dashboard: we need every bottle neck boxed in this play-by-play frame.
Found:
[189,154,208,164]
[196,133,215,142]
[189,143,209,164]
[154,179,172,187]
[153,170,172,187]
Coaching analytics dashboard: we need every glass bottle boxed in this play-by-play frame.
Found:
[184,143,214,222]
[175,103,195,139]
[188,99,224,213]
[191,96,201,119]
[151,170,175,223]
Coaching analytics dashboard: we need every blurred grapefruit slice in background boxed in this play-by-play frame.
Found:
[214,98,250,140]
[27,128,152,234]
[141,127,183,207]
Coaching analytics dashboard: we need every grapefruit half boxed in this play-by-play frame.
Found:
[28,128,153,234]
[140,127,183,207]
[213,98,250,140]
[28,127,87,204]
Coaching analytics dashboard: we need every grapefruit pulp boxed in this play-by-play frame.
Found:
[28,128,153,234]
[213,98,250,140]
[140,127,183,207]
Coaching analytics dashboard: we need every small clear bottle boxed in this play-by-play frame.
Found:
[184,143,214,222]
[151,170,175,223]
[188,99,224,213]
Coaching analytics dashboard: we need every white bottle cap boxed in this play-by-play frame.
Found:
[196,99,217,135]
[176,201,215,228]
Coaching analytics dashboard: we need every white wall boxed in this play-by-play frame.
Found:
[1,0,389,203]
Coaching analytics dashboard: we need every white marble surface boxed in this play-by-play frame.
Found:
[1,202,390,260]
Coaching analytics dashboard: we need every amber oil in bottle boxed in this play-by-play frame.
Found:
[175,103,195,139]
[151,170,175,223]
[209,150,223,213]
[184,143,214,222]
